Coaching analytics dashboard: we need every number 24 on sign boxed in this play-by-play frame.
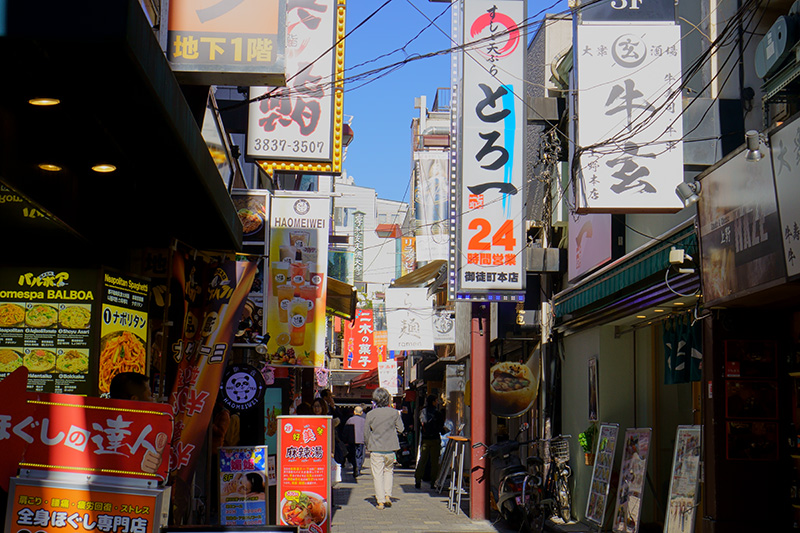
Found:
[468,218,516,251]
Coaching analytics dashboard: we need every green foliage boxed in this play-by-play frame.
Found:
[578,423,598,453]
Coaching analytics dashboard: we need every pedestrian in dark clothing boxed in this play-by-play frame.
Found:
[415,394,444,489]
[345,405,366,479]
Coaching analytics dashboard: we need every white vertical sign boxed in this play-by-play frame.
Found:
[769,120,800,279]
[459,0,526,294]
[386,287,434,351]
[378,360,398,395]
[576,24,683,212]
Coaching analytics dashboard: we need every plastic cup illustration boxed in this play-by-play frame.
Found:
[299,284,317,323]
[289,230,310,250]
[301,246,318,265]
[279,245,296,263]
[289,298,308,346]
[289,261,309,288]
[277,284,295,323]
[271,262,289,296]
[310,271,324,297]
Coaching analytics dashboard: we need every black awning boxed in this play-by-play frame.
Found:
[0,0,242,253]
[326,277,357,320]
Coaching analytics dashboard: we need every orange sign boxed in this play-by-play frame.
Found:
[8,481,160,533]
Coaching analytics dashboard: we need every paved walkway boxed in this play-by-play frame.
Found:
[329,455,517,533]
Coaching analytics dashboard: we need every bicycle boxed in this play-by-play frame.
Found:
[520,434,573,532]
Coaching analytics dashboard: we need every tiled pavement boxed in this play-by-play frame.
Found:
[329,455,517,533]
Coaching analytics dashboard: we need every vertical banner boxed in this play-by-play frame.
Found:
[343,309,377,370]
[586,423,620,527]
[576,24,683,212]
[99,270,150,394]
[247,0,344,174]
[277,415,331,532]
[219,445,268,525]
[664,426,702,533]
[415,152,450,262]
[612,428,653,533]
[401,237,416,275]
[768,118,800,279]
[378,360,398,395]
[266,194,330,367]
[386,288,434,351]
[167,252,257,486]
[459,0,525,296]
[353,211,365,282]
[433,308,456,345]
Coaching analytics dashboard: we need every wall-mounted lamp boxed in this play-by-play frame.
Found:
[745,129,767,162]
[342,123,354,147]
[675,180,701,207]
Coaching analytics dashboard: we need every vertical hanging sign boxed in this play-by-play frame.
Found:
[459,0,526,297]
[353,211,365,282]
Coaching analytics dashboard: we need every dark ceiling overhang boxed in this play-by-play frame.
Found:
[0,0,242,253]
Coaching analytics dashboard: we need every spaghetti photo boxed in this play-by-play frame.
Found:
[99,331,146,393]
[0,303,24,327]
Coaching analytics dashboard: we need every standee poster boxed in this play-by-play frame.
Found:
[585,423,620,526]
[277,415,331,533]
[612,428,653,533]
[219,446,268,525]
[664,426,702,533]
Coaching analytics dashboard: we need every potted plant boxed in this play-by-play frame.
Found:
[578,423,598,465]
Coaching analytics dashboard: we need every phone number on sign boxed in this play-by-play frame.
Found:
[252,139,327,154]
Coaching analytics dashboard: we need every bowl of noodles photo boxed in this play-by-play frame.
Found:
[59,305,91,329]
[237,208,264,236]
[0,349,23,373]
[25,304,58,328]
[0,303,25,327]
[57,349,89,374]
[280,491,327,530]
[99,331,146,393]
[23,349,56,373]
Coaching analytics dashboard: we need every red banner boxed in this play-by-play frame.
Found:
[343,310,381,370]
[277,416,330,533]
[0,367,173,490]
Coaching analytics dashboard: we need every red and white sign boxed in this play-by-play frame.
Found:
[277,416,331,533]
[343,310,379,370]
[0,368,173,490]
[459,0,525,294]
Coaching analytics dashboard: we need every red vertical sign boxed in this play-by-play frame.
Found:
[277,416,330,533]
[343,309,378,370]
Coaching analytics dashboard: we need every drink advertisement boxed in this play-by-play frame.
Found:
[99,270,149,395]
[266,194,330,367]
[0,267,96,395]
[219,446,268,525]
[277,415,331,533]
[6,477,167,533]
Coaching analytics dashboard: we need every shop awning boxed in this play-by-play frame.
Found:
[0,0,243,255]
[349,368,378,389]
[327,277,357,320]
[391,259,447,297]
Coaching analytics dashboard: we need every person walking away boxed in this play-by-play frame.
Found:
[345,405,366,479]
[364,388,404,509]
[415,394,444,489]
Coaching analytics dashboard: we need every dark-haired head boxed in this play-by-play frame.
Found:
[110,372,152,402]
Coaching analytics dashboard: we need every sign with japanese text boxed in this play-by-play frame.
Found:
[401,237,416,276]
[664,425,701,533]
[696,148,784,307]
[6,478,165,533]
[99,270,149,395]
[432,308,455,345]
[768,117,800,280]
[0,267,96,396]
[585,423,620,526]
[386,288,433,352]
[247,0,344,173]
[414,152,449,262]
[167,252,257,486]
[612,428,652,533]
[219,446,268,525]
[377,360,397,396]
[568,213,612,281]
[167,0,286,86]
[277,416,331,533]
[578,0,675,23]
[576,24,684,212]
[265,195,330,368]
[459,0,526,295]
[0,367,173,489]
[342,309,380,370]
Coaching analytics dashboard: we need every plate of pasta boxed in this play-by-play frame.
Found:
[59,305,92,329]
[0,303,25,327]
[99,331,147,393]
[25,304,58,328]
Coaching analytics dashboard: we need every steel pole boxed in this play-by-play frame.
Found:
[470,302,489,520]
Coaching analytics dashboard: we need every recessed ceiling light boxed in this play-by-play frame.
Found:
[654,309,665,313]
[28,97,60,106]
[91,164,117,173]
[674,302,685,306]
[38,163,62,172]
[636,315,647,319]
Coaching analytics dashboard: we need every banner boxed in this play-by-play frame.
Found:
[378,360,397,395]
[219,446,268,525]
[433,308,455,345]
[277,416,331,532]
[343,309,379,370]
[167,252,257,485]
[400,237,416,276]
[414,152,449,262]
[266,195,330,367]
[386,288,433,351]
[459,0,525,295]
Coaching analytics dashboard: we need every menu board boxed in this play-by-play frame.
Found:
[585,423,620,526]
[277,415,331,533]
[664,426,702,533]
[0,267,97,395]
[612,428,653,533]
[220,446,268,525]
[98,270,149,394]
[6,477,168,533]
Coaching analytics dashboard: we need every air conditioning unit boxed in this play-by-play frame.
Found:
[756,3,800,79]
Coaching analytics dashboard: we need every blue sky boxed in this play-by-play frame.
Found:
[342,0,568,204]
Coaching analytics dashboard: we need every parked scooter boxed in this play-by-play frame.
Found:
[396,431,414,468]
[472,423,534,528]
